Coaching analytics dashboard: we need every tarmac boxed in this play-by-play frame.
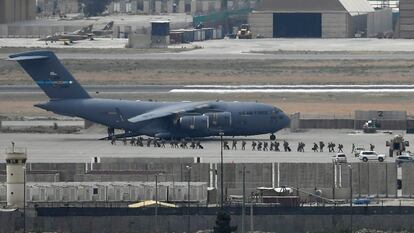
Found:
[0,129,411,163]
[3,38,414,60]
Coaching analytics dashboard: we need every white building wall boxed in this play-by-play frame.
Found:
[322,12,349,38]
[248,12,273,38]
[367,8,392,37]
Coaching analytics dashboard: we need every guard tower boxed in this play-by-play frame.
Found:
[5,144,27,208]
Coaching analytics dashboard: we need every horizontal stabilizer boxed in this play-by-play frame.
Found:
[7,55,48,61]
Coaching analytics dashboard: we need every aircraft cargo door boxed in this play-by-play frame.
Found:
[273,13,322,38]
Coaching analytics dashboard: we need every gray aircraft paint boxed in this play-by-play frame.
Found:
[9,51,290,139]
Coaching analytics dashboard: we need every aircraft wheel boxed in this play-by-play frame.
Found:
[270,134,276,140]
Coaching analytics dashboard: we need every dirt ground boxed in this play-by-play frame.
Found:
[1,58,414,116]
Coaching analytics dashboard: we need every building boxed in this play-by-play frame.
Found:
[0,0,36,24]
[248,0,377,38]
[399,0,414,38]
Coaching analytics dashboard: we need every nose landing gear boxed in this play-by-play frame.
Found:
[270,134,276,140]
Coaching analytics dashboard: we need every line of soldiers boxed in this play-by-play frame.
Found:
[110,136,348,153]
[297,141,344,153]
[110,137,204,149]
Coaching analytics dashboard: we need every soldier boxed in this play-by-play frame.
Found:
[232,140,237,150]
[331,142,336,152]
[370,143,375,151]
[263,142,268,151]
[319,141,325,152]
[241,140,246,150]
[146,138,152,147]
[161,139,166,148]
[224,141,230,150]
[196,141,204,149]
[299,142,305,152]
[252,141,257,151]
[338,144,344,153]
[111,135,116,145]
[274,141,280,152]
[257,142,263,151]
[269,142,274,151]
[130,137,136,146]
[123,137,127,146]
[283,140,289,152]
[297,142,301,152]
[312,143,319,152]
[351,143,355,153]
[190,140,196,149]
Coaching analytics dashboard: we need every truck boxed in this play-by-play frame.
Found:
[237,24,252,39]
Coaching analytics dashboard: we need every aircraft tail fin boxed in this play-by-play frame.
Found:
[8,51,91,99]
[103,21,114,31]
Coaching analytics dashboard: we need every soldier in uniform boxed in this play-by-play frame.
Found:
[338,144,344,153]
[111,135,116,145]
[257,142,263,151]
[232,140,237,150]
[370,143,375,151]
[252,141,257,151]
[319,141,325,152]
[274,141,280,152]
[241,140,246,150]
[190,140,196,149]
[196,141,203,149]
[299,142,305,152]
[263,142,268,151]
[312,143,319,152]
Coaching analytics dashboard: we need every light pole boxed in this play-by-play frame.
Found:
[348,164,353,233]
[242,164,246,233]
[23,165,26,233]
[186,165,192,233]
[219,131,224,209]
[154,173,163,233]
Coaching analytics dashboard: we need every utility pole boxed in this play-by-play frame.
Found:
[242,164,246,233]
[186,165,192,233]
[349,165,353,233]
[219,131,224,208]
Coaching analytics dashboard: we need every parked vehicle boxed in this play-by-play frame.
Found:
[358,151,385,162]
[395,153,414,166]
[354,145,365,157]
[332,153,347,163]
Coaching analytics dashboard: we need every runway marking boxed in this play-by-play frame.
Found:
[170,89,414,93]
[184,85,414,88]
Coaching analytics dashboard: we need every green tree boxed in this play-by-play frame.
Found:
[80,0,111,17]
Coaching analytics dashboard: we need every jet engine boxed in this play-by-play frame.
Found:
[203,112,232,128]
[179,115,209,130]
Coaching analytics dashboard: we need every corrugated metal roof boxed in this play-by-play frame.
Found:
[255,0,374,15]
[339,0,375,16]
[255,0,346,12]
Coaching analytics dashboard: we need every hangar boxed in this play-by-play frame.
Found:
[248,0,377,38]
[399,0,414,38]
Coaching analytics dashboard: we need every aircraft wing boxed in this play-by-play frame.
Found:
[128,102,213,123]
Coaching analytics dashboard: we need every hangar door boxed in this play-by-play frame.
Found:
[273,13,322,38]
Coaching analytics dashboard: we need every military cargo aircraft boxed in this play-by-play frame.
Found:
[8,51,290,139]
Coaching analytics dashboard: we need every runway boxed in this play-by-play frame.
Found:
[0,129,409,163]
[2,84,414,94]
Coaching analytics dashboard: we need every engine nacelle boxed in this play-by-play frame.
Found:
[179,115,209,130]
[203,112,232,128]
